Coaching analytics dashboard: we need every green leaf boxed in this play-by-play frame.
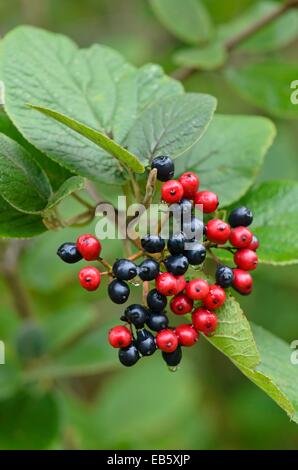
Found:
[127,93,217,163]
[229,181,298,265]
[150,0,213,44]
[46,176,85,211]
[0,390,60,449]
[173,41,227,71]
[0,195,46,238]
[225,62,298,120]
[175,115,276,207]
[0,134,52,213]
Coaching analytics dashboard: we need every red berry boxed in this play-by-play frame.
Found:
[170,294,193,315]
[77,234,101,261]
[229,226,253,248]
[233,269,253,295]
[194,191,218,214]
[175,275,187,293]
[175,324,199,347]
[156,329,179,352]
[78,266,101,291]
[206,219,231,244]
[185,278,209,300]
[155,272,179,296]
[234,249,258,271]
[161,180,184,204]
[178,172,199,199]
[203,284,226,310]
[248,235,259,251]
[108,326,132,348]
[192,308,218,335]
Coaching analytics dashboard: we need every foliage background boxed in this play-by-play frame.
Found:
[0,0,297,449]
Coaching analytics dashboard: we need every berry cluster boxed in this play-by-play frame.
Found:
[57,155,259,369]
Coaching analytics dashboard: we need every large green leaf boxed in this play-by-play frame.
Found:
[230,181,298,265]
[173,41,228,71]
[0,134,52,213]
[175,115,276,207]
[225,62,298,120]
[0,195,46,238]
[150,0,213,45]
[127,93,217,163]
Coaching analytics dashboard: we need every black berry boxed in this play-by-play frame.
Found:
[151,156,174,182]
[136,328,157,356]
[108,279,130,304]
[124,304,148,328]
[164,254,189,275]
[228,206,253,228]
[146,311,169,332]
[184,242,206,265]
[183,216,204,241]
[119,344,140,367]
[162,346,182,367]
[147,289,167,312]
[167,232,186,255]
[57,242,82,264]
[215,265,234,288]
[141,235,165,253]
[113,259,138,281]
[139,259,160,281]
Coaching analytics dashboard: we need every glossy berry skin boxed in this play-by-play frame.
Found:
[151,156,174,182]
[185,278,209,301]
[138,259,160,281]
[184,242,206,265]
[194,191,218,214]
[167,232,186,255]
[203,284,226,310]
[156,329,179,353]
[228,206,253,228]
[248,235,259,251]
[206,219,231,245]
[147,289,167,312]
[119,344,140,367]
[178,172,199,199]
[108,326,132,348]
[215,265,234,288]
[155,272,179,296]
[177,198,193,217]
[78,266,101,291]
[76,234,101,261]
[175,324,199,347]
[175,275,187,293]
[232,269,253,295]
[113,259,138,281]
[124,304,148,328]
[192,308,218,335]
[141,235,165,253]
[161,180,184,204]
[183,216,204,241]
[229,226,253,249]
[234,249,258,271]
[108,279,130,304]
[170,294,193,315]
[136,329,157,356]
[164,254,189,276]
[146,312,169,332]
[57,242,82,264]
[162,346,182,367]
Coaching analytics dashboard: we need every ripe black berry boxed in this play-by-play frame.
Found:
[162,346,182,367]
[146,311,169,332]
[228,206,253,228]
[184,242,206,265]
[141,235,165,253]
[108,279,130,304]
[113,259,138,281]
[215,265,234,288]
[164,254,189,275]
[183,216,204,241]
[119,344,140,367]
[151,156,174,182]
[139,259,159,281]
[124,304,148,328]
[147,289,167,312]
[167,232,186,255]
[136,328,156,356]
[57,242,82,264]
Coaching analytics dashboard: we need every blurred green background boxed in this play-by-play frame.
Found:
[0,0,298,450]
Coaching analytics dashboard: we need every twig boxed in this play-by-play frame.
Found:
[98,257,112,271]
[143,168,157,208]
[142,281,150,306]
[128,250,144,261]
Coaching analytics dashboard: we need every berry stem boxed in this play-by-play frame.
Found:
[128,250,144,261]
[142,281,150,306]
[97,257,113,271]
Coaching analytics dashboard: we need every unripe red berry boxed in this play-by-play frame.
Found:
[229,226,253,248]
[248,235,259,251]
[206,219,231,244]
[178,172,199,199]
[175,324,199,347]
[203,284,226,310]
[170,294,193,315]
[108,326,132,348]
[185,278,209,300]
[77,234,101,261]
[155,272,179,296]
[175,275,187,293]
[161,180,184,204]
[232,269,253,295]
[194,191,219,214]
[234,249,258,271]
[78,266,101,291]
[192,308,218,335]
[156,329,179,352]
